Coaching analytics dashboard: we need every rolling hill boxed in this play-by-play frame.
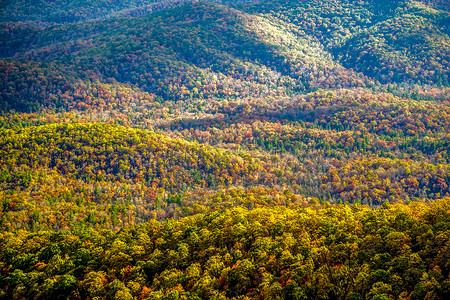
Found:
[0,0,449,299]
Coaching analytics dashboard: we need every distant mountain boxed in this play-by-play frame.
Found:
[1,1,448,113]
[0,0,197,23]
[244,0,449,84]
[1,2,371,111]
[418,0,450,12]
[1,1,450,298]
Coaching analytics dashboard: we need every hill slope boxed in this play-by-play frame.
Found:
[0,1,450,299]
[1,201,450,299]
[0,123,268,230]
[1,2,374,112]
[0,0,195,23]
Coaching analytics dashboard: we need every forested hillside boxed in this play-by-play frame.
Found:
[0,0,196,23]
[2,200,450,299]
[0,0,449,299]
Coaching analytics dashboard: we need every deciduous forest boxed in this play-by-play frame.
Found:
[0,0,449,299]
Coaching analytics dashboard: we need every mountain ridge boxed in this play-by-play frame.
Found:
[0,1,449,299]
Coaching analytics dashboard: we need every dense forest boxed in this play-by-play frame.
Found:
[2,201,450,299]
[0,0,449,299]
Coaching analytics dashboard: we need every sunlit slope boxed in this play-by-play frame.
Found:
[0,123,265,230]
[1,2,371,111]
[1,0,448,105]
[1,201,450,299]
[244,0,449,85]
[0,123,260,189]
[418,0,450,12]
[2,0,448,113]
[333,2,450,84]
[173,88,450,205]
[0,60,161,112]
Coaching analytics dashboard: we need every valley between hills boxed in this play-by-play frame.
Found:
[0,0,449,299]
